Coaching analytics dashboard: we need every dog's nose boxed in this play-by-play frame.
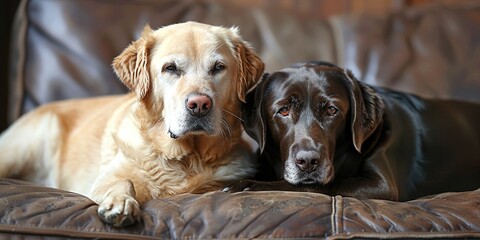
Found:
[186,94,212,117]
[295,158,319,173]
[294,150,321,173]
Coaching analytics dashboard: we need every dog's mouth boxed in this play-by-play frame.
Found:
[167,119,216,139]
[298,177,317,185]
[168,127,214,139]
[168,129,181,139]
[291,173,333,185]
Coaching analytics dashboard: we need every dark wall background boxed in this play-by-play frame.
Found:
[1,0,20,132]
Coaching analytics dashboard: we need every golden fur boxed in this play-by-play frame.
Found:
[0,22,264,227]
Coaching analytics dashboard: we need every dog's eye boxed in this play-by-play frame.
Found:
[163,63,178,73]
[327,106,338,116]
[211,61,226,75]
[278,107,290,117]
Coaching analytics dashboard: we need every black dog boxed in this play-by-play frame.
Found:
[225,61,480,201]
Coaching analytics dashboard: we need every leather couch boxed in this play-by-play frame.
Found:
[1,0,480,238]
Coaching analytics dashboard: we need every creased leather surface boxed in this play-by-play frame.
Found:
[1,179,480,239]
[333,4,480,102]
[335,192,480,238]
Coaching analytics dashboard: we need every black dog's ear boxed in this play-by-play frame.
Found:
[242,73,269,153]
[344,70,384,153]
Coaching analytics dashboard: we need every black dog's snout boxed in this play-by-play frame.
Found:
[294,151,321,173]
[186,93,212,117]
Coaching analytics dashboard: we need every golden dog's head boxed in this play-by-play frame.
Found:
[112,22,264,139]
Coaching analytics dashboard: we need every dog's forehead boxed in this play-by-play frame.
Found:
[272,66,329,89]
[152,24,235,63]
[284,66,320,79]
[267,66,349,99]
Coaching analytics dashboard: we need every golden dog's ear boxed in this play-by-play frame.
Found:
[345,69,384,153]
[230,29,265,103]
[112,25,155,100]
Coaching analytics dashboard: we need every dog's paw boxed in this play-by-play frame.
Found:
[98,194,140,227]
[222,179,262,193]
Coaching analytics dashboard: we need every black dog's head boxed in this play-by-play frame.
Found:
[243,61,384,185]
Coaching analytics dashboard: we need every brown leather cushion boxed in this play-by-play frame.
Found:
[1,178,480,238]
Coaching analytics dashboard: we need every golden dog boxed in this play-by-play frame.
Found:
[0,22,264,227]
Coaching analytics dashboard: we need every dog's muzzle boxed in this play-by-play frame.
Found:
[167,93,216,139]
[284,150,334,185]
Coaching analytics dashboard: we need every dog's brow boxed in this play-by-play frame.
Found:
[159,54,187,66]
[212,41,226,53]
[207,53,226,65]
[326,95,341,101]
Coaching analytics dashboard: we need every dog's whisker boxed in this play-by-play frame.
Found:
[220,128,229,143]
[219,110,237,141]
[220,118,232,139]
[219,114,233,143]
[220,109,244,122]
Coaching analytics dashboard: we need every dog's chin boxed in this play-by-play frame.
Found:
[166,113,220,139]
[287,178,328,186]
[285,172,334,186]
[167,125,216,139]
[296,178,317,185]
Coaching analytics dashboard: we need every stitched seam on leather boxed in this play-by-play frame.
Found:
[334,195,344,237]
[337,196,342,236]
[331,195,336,236]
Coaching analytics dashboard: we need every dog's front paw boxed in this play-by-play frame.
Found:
[222,179,264,193]
[98,194,140,227]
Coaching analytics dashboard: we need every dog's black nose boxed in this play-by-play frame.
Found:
[186,93,212,117]
[295,157,319,173]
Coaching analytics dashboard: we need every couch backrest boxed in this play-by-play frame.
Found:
[8,0,480,123]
